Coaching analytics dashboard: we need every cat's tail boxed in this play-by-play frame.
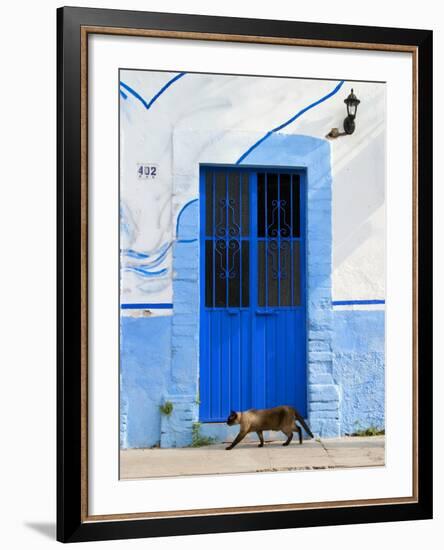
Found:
[292,408,314,438]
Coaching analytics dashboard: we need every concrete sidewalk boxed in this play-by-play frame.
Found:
[120,436,385,479]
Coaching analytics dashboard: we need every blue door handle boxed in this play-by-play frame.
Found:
[256,309,277,315]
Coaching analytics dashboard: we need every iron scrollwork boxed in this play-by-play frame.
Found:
[216,239,240,279]
[215,198,240,237]
[268,240,290,280]
[267,199,291,238]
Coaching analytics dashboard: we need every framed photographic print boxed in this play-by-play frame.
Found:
[57,6,433,543]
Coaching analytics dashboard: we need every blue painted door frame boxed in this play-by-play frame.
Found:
[199,165,307,422]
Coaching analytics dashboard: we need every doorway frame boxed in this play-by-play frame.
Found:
[198,164,308,422]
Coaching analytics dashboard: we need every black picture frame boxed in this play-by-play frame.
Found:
[57,6,433,543]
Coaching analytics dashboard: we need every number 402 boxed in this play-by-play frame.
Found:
[138,165,157,178]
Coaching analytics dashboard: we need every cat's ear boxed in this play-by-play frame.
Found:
[230,410,236,416]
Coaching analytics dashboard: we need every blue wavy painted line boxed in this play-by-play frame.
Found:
[124,266,168,278]
[119,81,150,109]
[121,230,195,280]
[120,89,128,100]
[123,249,150,260]
[236,80,345,164]
[177,238,198,243]
[120,72,186,111]
[135,247,172,270]
[145,243,172,267]
[122,242,172,260]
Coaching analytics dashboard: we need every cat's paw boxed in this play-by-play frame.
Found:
[258,444,264,448]
[225,446,232,450]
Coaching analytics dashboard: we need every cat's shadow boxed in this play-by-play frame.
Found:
[24,522,56,540]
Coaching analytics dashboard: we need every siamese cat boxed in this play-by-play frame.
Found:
[225,405,314,450]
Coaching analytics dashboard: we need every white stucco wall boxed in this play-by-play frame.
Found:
[119,70,386,312]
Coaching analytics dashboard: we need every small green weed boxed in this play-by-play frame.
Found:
[353,426,385,437]
[159,401,174,416]
[190,422,216,447]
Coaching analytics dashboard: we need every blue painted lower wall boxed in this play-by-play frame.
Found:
[119,308,385,447]
[332,310,385,434]
[120,316,172,448]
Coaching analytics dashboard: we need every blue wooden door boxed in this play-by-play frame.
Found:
[199,166,306,422]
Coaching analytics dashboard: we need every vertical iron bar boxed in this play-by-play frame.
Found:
[290,174,294,306]
[277,173,281,307]
[219,312,222,418]
[251,170,258,414]
[207,289,211,419]
[250,171,258,310]
[239,171,242,308]
[225,171,229,307]
[265,172,268,308]
[212,171,216,309]
[228,311,231,414]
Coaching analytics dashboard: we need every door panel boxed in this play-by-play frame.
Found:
[200,167,306,422]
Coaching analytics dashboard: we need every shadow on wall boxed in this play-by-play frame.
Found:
[332,118,385,270]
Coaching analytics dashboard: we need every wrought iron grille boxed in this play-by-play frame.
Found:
[257,172,301,307]
[204,170,249,308]
[204,169,301,309]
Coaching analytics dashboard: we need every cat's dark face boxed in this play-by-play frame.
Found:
[226,411,238,426]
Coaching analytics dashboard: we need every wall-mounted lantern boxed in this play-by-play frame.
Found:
[326,89,361,139]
